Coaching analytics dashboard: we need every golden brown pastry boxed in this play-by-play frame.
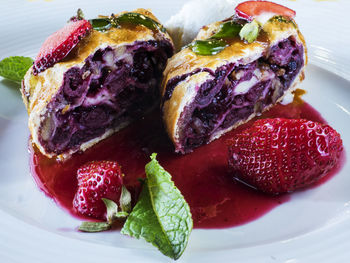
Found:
[22,9,174,159]
[161,14,306,153]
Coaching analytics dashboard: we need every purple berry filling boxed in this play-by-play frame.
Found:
[168,36,304,153]
[39,40,173,155]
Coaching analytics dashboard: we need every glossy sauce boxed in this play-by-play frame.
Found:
[29,99,343,228]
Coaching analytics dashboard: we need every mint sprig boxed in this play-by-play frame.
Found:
[78,154,192,259]
[189,18,262,56]
[121,153,193,260]
[0,56,33,83]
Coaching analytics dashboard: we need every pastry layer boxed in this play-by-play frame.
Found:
[41,41,172,155]
[161,16,306,153]
[22,9,174,159]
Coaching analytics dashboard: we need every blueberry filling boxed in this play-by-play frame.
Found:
[171,36,304,153]
[39,40,173,155]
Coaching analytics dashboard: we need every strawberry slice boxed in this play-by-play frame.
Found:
[73,160,124,220]
[227,118,343,195]
[33,19,92,75]
[235,1,296,21]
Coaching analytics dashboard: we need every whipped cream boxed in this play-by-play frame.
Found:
[165,0,238,50]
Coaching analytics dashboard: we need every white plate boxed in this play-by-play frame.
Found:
[1,0,350,262]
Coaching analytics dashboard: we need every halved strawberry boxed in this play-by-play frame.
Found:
[73,160,124,220]
[227,118,343,195]
[33,19,92,75]
[235,1,296,21]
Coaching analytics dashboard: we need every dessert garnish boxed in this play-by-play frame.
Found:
[227,118,343,194]
[187,18,244,54]
[235,0,296,21]
[78,154,193,260]
[210,20,242,39]
[73,160,126,221]
[69,8,85,22]
[90,12,166,33]
[32,19,92,75]
[21,9,174,159]
[0,1,345,261]
[239,19,260,43]
[88,18,112,32]
[0,56,33,83]
[188,0,296,56]
[78,186,131,232]
[189,39,228,56]
[162,1,306,154]
[188,19,260,56]
[122,153,192,260]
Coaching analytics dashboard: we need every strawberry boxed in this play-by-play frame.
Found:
[73,161,124,220]
[227,118,343,195]
[33,19,92,75]
[235,1,296,21]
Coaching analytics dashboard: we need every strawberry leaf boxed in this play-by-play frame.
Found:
[76,8,85,20]
[102,198,120,223]
[79,195,130,233]
[114,211,129,218]
[79,221,111,232]
[0,56,33,83]
[121,153,193,260]
[69,8,85,22]
[119,185,131,213]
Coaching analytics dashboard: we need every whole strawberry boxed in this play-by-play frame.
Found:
[227,118,343,195]
[73,161,123,220]
[33,19,92,75]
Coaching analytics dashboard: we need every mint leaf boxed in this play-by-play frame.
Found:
[122,184,170,249]
[239,19,260,43]
[190,39,228,56]
[89,18,112,32]
[121,154,193,260]
[112,12,166,33]
[210,21,242,39]
[0,56,33,83]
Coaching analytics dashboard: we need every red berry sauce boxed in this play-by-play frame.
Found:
[29,97,343,228]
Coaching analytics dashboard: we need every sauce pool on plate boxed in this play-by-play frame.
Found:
[29,98,343,228]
